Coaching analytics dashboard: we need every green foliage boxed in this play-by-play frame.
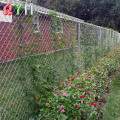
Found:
[38,45,120,120]
[33,0,120,32]
[8,4,120,119]
[10,12,78,119]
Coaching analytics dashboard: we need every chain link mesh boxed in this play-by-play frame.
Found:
[0,1,120,120]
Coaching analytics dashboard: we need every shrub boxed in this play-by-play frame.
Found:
[38,46,120,120]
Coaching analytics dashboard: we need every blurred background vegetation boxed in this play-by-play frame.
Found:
[22,0,120,32]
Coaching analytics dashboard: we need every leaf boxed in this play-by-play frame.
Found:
[36,64,41,68]
[12,38,19,41]
[58,114,68,120]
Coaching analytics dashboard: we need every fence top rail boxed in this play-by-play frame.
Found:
[0,0,84,23]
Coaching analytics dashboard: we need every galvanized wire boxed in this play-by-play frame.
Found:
[0,1,120,120]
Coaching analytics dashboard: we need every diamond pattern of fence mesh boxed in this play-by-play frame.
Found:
[0,0,120,120]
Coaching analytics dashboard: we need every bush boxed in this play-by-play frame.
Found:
[38,46,120,120]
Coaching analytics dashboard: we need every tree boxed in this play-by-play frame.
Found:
[22,0,120,32]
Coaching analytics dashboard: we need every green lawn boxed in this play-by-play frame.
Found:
[103,68,120,120]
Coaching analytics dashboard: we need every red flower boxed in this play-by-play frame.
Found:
[96,107,99,109]
[93,103,96,106]
[80,95,84,98]
[86,91,89,94]
[89,102,92,105]
[99,102,102,105]
[77,72,80,74]
[72,77,75,79]
[92,97,95,100]
[77,106,80,108]
[61,82,65,85]
[70,75,74,78]
[84,95,87,97]
[50,86,53,88]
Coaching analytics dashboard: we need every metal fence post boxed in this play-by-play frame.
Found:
[97,27,101,56]
[77,22,81,72]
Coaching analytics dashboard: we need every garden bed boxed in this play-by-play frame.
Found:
[31,46,120,120]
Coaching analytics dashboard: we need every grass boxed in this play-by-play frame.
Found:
[103,68,120,120]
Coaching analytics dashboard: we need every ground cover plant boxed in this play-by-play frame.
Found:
[36,45,120,120]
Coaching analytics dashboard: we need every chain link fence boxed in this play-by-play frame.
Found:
[0,0,120,120]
